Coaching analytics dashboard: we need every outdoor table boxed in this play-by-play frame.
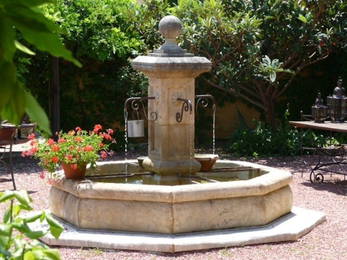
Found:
[290,121,347,183]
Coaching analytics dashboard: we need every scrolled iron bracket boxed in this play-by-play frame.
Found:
[195,94,216,112]
[124,96,157,121]
[176,98,193,123]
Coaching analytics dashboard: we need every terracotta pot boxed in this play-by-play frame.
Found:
[194,154,219,172]
[62,163,87,179]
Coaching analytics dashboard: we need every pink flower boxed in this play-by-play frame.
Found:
[100,151,108,159]
[106,129,114,135]
[39,171,46,179]
[58,138,66,143]
[21,147,38,157]
[75,126,82,132]
[28,133,36,140]
[102,133,112,141]
[65,154,73,161]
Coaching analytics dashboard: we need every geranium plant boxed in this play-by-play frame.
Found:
[23,125,114,174]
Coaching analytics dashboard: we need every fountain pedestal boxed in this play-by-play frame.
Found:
[132,16,211,175]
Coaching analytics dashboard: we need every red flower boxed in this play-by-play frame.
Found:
[52,144,60,152]
[100,151,108,159]
[28,133,36,140]
[51,156,59,163]
[93,124,102,133]
[99,143,105,148]
[47,138,55,145]
[75,126,82,132]
[30,147,38,154]
[106,129,114,135]
[83,145,94,152]
[74,136,83,142]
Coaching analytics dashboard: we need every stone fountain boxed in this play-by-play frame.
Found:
[45,16,325,253]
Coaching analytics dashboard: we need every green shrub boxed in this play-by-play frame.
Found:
[229,110,336,157]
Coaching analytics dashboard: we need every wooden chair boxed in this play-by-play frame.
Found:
[0,126,17,190]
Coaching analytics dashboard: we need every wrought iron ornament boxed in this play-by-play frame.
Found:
[176,98,193,123]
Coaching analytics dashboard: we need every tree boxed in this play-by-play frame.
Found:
[174,0,347,126]
[0,0,80,134]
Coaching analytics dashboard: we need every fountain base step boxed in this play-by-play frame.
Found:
[39,207,325,253]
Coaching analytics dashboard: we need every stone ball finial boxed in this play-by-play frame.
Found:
[159,15,182,41]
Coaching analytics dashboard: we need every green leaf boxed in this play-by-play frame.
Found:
[0,17,16,62]
[0,61,17,109]
[33,249,61,260]
[13,191,32,210]
[5,4,80,66]
[0,224,11,236]
[24,251,36,260]
[1,83,26,125]
[23,230,46,240]
[24,91,52,135]
[23,212,44,223]
[15,40,35,55]
[0,191,15,203]
[45,214,64,239]
[298,14,307,23]
[269,72,276,82]
[7,6,81,67]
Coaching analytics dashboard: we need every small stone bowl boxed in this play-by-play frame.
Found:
[137,156,147,168]
[194,154,219,172]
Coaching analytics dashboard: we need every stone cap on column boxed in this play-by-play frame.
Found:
[131,15,211,76]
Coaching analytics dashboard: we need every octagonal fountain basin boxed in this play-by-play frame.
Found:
[49,159,292,234]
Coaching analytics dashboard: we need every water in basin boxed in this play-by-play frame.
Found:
[86,167,266,186]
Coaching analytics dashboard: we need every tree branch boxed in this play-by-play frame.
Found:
[203,78,265,110]
[276,51,330,98]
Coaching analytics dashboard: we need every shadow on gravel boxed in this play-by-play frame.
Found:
[302,180,347,196]
[0,157,41,174]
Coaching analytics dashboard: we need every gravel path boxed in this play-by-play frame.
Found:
[0,155,346,260]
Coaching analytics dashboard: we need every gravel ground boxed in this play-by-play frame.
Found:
[0,154,346,260]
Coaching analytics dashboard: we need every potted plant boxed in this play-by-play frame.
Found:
[22,125,114,179]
